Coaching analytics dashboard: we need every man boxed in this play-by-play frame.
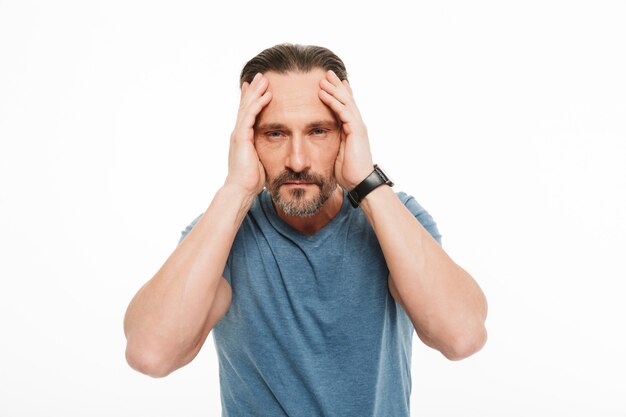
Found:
[124,43,488,416]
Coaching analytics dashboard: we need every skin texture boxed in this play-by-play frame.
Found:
[248,68,378,234]
[253,69,347,233]
[254,69,341,219]
[123,67,488,379]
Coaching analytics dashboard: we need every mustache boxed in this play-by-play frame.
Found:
[271,170,324,188]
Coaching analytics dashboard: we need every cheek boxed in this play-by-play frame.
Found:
[255,141,280,175]
[333,140,341,158]
[325,139,341,163]
[315,143,340,176]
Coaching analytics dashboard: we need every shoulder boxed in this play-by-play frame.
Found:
[177,192,267,245]
[395,191,429,215]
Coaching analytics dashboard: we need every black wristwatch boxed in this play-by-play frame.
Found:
[348,164,394,208]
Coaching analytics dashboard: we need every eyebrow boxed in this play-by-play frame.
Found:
[255,120,339,131]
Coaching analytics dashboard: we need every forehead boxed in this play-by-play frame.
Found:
[255,68,337,127]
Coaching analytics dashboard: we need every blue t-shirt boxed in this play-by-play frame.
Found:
[179,189,441,417]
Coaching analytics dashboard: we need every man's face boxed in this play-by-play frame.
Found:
[254,68,341,217]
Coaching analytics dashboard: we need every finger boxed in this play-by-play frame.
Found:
[319,78,351,106]
[252,90,272,115]
[241,74,268,107]
[242,91,272,130]
[251,72,262,84]
[318,89,351,123]
[326,69,343,87]
[240,82,249,100]
[252,74,268,94]
[249,72,265,91]
[342,79,353,97]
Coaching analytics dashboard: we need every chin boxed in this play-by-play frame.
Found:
[274,188,325,217]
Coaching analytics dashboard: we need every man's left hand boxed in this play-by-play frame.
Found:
[319,70,374,191]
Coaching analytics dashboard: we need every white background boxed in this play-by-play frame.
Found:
[1,0,624,415]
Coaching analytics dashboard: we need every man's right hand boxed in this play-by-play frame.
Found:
[224,72,272,197]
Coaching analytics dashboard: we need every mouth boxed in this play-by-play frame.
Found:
[271,171,323,190]
[282,182,317,190]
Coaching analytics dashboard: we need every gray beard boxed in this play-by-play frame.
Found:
[268,170,337,217]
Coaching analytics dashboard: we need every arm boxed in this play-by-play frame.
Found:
[319,70,487,360]
[361,187,487,360]
[123,72,272,377]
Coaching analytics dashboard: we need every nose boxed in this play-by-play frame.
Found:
[285,135,311,173]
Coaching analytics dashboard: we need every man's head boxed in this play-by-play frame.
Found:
[241,44,348,217]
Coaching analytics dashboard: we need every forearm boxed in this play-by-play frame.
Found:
[123,185,253,375]
[360,185,487,359]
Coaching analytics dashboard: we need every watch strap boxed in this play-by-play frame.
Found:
[348,164,394,208]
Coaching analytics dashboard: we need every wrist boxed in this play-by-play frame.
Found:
[219,183,259,211]
[343,165,374,191]
[347,164,394,208]
[358,184,395,215]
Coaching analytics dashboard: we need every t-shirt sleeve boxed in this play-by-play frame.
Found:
[177,212,204,245]
[177,212,232,284]
[396,191,442,245]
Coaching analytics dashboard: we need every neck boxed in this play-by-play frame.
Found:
[274,186,344,236]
